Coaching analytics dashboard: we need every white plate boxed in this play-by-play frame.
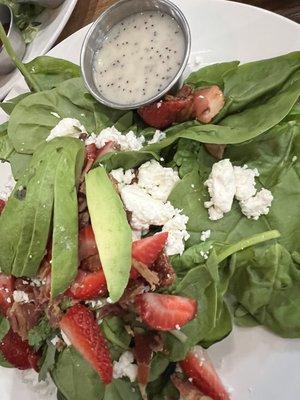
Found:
[0,0,78,100]
[0,1,300,399]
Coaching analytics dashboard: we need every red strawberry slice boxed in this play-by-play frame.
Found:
[180,346,230,400]
[0,199,5,214]
[135,293,197,331]
[132,232,168,265]
[79,225,98,261]
[67,269,107,300]
[60,304,112,384]
[0,329,39,370]
[0,274,15,316]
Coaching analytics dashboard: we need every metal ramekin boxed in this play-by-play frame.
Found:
[0,4,26,75]
[80,0,191,110]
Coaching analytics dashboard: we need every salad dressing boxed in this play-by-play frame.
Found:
[92,11,185,106]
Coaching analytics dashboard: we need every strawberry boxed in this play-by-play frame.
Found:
[60,304,112,384]
[132,232,168,265]
[79,225,98,261]
[135,293,197,331]
[0,329,39,370]
[0,199,5,214]
[180,346,230,400]
[0,274,15,316]
[67,269,107,300]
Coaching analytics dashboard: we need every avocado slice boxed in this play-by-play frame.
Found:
[51,139,84,298]
[85,166,132,303]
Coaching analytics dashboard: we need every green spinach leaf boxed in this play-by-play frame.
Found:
[39,342,56,381]
[0,316,10,341]
[104,379,141,400]
[28,317,54,350]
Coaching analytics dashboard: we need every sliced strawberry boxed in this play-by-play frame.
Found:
[180,346,230,400]
[0,274,15,316]
[132,232,168,265]
[0,329,39,370]
[0,199,6,214]
[67,269,107,300]
[79,225,98,261]
[135,293,197,331]
[60,304,112,384]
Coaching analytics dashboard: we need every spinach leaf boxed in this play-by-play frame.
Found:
[8,78,128,154]
[185,60,240,89]
[0,351,12,368]
[0,316,10,341]
[104,379,141,400]
[0,93,30,116]
[0,134,14,160]
[25,56,81,91]
[51,139,85,298]
[39,342,56,381]
[57,391,68,400]
[149,353,169,382]
[102,316,131,350]
[228,242,300,337]
[28,317,54,350]
[51,347,105,400]
[7,151,32,180]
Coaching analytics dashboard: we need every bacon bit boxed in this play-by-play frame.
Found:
[118,279,149,309]
[134,331,163,387]
[80,254,102,272]
[152,251,176,288]
[132,259,159,290]
[8,302,44,341]
[194,86,225,124]
[204,144,227,160]
[171,374,211,400]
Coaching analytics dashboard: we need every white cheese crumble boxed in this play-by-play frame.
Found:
[138,159,179,202]
[110,168,135,186]
[120,184,175,230]
[113,351,138,383]
[0,173,16,201]
[240,188,273,220]
[162,211,190,256]
[233,165,259,201]
[200,229,211,242]
[50,336,60,346]
[117,160,189,255]
[13,290,29,303]
[148,130,166,144]
[46,118,86,142]
[60,330,72,346]
[204,159,236,220]
[204,160,273,221]
[86,126,145,151]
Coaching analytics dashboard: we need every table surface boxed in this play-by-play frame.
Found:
[58,0,299,43]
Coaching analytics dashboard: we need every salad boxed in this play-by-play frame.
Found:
[0,22,300,400]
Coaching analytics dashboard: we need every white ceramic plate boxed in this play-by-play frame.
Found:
[0,1,300,399]
[0,0,78,100]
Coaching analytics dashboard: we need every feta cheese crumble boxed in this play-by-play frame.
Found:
[0,173,16,201]
[13,290,29,303]
[86,126,145,151]
[113,351,138,382]
[200,229,211,242]
[240,188,273,220]
[113,160,189,255]
[204,159,236,220]
[46,118,86,142]
[148,130,166,144]
[204,160,273,220]
[60,330,72,346]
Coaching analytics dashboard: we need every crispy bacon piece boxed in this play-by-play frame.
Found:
[138,85,225,130]
[152,251,176,287]
[131,259,159,290]
[171,374,212,400]
[134,331,163,386]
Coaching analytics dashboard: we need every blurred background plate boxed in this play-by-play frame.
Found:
[0,0,77,100]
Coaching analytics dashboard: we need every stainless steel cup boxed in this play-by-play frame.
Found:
[0,4,26,75]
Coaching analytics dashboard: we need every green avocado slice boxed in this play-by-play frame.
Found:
[85,166,132,303]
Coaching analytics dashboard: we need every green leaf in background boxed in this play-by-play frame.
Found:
[39,342,56,381]
[0,316,10,341]
[25,56,81,91]
[185,60,240,89]
[149,353,169,383]
[229,242,300,337]
[28,317,54,350]
[8,77,129,154]
[102,316,131,350]
[7,151,32,180]
[0,134,14,160]
[0,93,30,115]
[51,347,105,400]
[104,379,142,400]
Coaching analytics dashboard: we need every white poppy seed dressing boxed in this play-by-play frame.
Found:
[93,11,185,105]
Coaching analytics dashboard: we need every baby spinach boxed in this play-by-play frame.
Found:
[0,93,30,115]
[228,242,300,337]
[39,342,56,381]
[8,78,128,154]
[0,316,10,341]
[51,347,105,400]
[104,379,142,400]
[28,317,54,350]
[102,316,131,350]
